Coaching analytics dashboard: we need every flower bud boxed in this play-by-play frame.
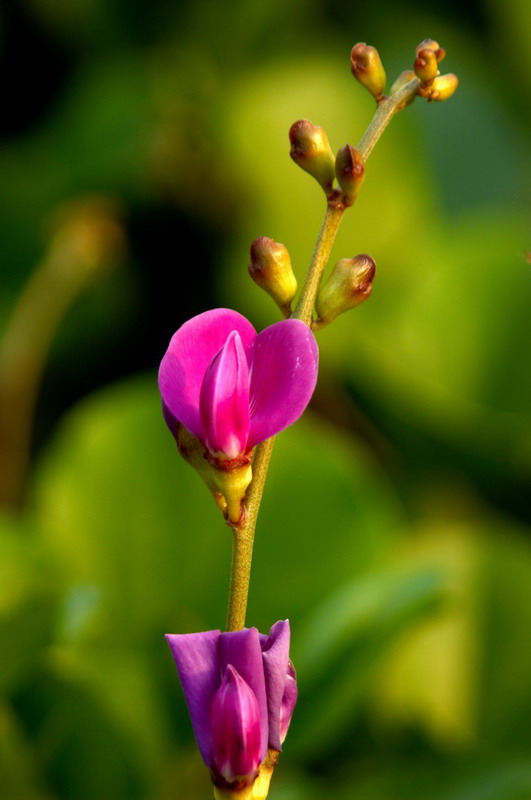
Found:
[350,43,386,100]
[420,73,459,102]
[211,665,262,787]
[389,70,417,110]
[249,237,297,316]
[289,120,336,193]
[315,255,376,326]
[335,145,365,206]
[415,39,446,63]
[414,47,440,84]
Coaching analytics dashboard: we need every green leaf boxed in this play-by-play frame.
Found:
[289,565,447,757]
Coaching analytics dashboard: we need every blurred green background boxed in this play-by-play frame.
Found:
[1,0,530,798]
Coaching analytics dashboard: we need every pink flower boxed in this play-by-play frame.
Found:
[158,309,318,460]
[166,621,297,788]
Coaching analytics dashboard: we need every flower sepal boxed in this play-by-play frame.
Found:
[174,423,252,525]
[213,750,279,800]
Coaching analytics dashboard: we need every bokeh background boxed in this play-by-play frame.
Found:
[1,0,530,798]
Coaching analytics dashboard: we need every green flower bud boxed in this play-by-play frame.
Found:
[335,145,365,206]
[175,423,252,526]
[315,254,376,326]
[350,43,387,100]
[420,73,459,102]
[414,47,440,83]
[289,120,336,194]
[249,237,297,316]
[415,39,446,63]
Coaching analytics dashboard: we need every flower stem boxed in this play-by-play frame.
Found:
[226,437,275,630]
[0,256,89,509]
[224,74,422,631]
[293,205,345,325]
[358,77,421,160]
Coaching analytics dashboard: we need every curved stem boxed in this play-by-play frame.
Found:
[224,74,422,632]
[358,77,421,159]
[0,256,84,509]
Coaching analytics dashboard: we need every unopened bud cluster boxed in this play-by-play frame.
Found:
[413,38,459,102]
[346,39,458,109]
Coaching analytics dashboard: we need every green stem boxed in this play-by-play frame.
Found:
[293,205,345,325]
[0,256,86,509]
[224,74,422,631]
[358,77,421,159]
[226,437,275,631]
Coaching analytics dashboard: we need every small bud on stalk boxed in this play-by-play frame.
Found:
[415,38,446,63]
[249,237,297,316]
[335,145,365,206]
[414,47,440,84]
[350,43,387,101]
[289,120,336,194]
[315,254,376,327]
[419,73,459,102]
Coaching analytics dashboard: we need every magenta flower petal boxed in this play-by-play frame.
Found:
[219,628,269,762]
[166,622,298,787]
[158,309,256,440]
[260,620,292,750]
[248,319,318,448]
[200,331,251,459]
[211,665,262,784]
[165,630,221,766]
[279,661,298,744]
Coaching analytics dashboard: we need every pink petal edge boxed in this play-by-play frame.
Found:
[248,319,318,447]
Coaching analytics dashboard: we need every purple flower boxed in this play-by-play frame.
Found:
[158,309,318,460]
[166,620,297,788]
